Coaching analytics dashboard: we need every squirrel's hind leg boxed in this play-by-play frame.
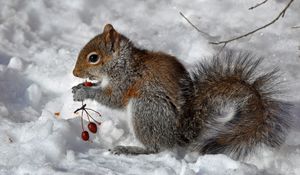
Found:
[110,146,158,155]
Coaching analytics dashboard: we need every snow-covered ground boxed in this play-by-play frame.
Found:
[0,0,299,174]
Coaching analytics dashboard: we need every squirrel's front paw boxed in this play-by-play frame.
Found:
[72,83,84,93]
[72,84,89,101]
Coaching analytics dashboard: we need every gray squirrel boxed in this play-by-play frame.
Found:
[72,24,291,160]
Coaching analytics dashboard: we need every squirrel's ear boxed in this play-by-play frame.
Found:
[102,24,120,53]
[103,24,114,33]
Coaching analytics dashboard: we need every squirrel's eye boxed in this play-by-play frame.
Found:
[87,52,100,64]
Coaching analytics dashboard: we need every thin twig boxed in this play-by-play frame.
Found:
[81,101,84,131]
[84,110,101,125]
[81,110,84,131]
[74,103,87,113]
[249,0,269,10]
[210,0,294,46]
[216,43,227,56]
[179,12,211,37]
[85,108,102,116]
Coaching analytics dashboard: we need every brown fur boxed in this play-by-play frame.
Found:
[196,77,264,145]
[121,80,142,106]
[104,86,113,96]
[132,50,188,110]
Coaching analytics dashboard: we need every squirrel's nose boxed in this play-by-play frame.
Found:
[73,69,81,77]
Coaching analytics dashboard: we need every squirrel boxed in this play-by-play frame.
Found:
[72,24,291,160]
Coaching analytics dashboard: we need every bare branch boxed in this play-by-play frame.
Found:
[210,0,294,46]
[249,0,269,10]
[216,43,227,56]
[179,12,211,37]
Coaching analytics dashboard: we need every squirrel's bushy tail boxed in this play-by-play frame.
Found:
[190,51,291,160]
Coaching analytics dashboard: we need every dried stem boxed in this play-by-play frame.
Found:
[84,110,101,125]
[75,101,102,129]
[84,110,92,122]
[179,12,210,37]
[74,103,87,113]
[249,0,269,10]
[210,0,294,46]
[81,110,84,131]
[216,43,227,56]
[81,101,84,131]
[85,108,102,117]
[86,110,91,122]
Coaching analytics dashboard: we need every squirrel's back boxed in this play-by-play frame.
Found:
[188,51,291,159]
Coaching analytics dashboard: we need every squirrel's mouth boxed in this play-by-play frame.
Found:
[87,75,108,87]
[87,77,101,85]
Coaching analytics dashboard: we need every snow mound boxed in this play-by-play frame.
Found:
[0,0,300,174]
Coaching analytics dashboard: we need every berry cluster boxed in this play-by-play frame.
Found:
[74,81,102,141]
[74,103,102,141]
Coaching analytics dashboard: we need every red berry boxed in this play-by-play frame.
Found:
[81,131,89,141]
[84,81,93,87]
[88,122,97,133]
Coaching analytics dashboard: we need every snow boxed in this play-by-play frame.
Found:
[0,0,299,174]
[7,57,23,71]
[26,83,42,108]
